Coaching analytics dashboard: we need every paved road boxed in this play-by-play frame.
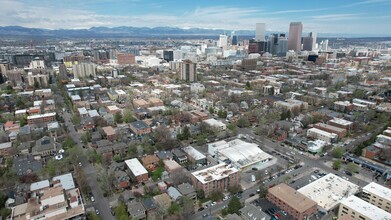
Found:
[63,111,114,220]
[238,127,370,187]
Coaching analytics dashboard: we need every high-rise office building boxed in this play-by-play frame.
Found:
[232,35,238,45]
[303,36,313,51]
[277,36,288,57]
[310,32,317,50]
[179,60,197,82]
[288,22,303,52]
[163,50,174,62]
[255,23,266,41]
[267,34,279,55]
[319,40,329,51]
[218,35,228,49]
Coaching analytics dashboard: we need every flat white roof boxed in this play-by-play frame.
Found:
[298,173,360,211]
[125,158,148,177]
[78,107,88,115]
[340,195,391,220]
[362,182,391,202]
[88,110,99,117]
[107,105,120,111]
[353,98,376,105]
[329,118,353,126]
[308,128,338,139]
[30,180,50,191]
[203,118,226,128]
[213,139,272,169]
[27,112,56,120]
[192,163,239,184]
[182,146,206,160]
[53,173,75,190]
[15,109,27,114]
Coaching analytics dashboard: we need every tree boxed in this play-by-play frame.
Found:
[114,112,122,124]
[228,185,243,194]
[19,116,27,127]
[168,203,181,215]
[179,196,194,217]
[346,162,359,174]
[352,89,365,99]
[245,81,252,90]
[114,203,129,220]
[208,106,214,114]
[258,182,268,198]
[332,147,344,159]
[332,160,342,170]
[209,190,224,202]
[34,80,40,89]
[227,196,242,215]
[237,116,249,128]
[62,136,75,149]
[122,109,136,123]
[196,189,205,200]
[177,126,190,141]
[217,110,227,119]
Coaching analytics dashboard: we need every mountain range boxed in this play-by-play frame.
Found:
[0,26,388,38]
[0,26,255,38]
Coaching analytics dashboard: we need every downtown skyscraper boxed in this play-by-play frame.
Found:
[288,22,303,52]
[255,23,266,41]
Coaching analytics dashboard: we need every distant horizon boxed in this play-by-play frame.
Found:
[1,0,391,36]
[1,25,391,38]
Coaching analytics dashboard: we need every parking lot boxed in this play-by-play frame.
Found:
[251,198,293,220]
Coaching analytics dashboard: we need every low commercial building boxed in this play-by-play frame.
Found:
[133,99,149,108]
[125,158,149,182]
[307,128,338,143]
[191,163,240,197]
[208,139,273,170]
[267,183,317,220]
[202,118,226,130]
[102,126,116,141]
[307,140,327,154]
[273,99,308,111]
[338,195,391,220]
[361,182,391,213]
[298,173,360,212]
[314,123,347,138]
[163,159,182,174]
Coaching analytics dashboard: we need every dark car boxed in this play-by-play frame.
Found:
[249,193,255,197]
[198,207,204,211]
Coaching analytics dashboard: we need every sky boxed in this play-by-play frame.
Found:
[1,0,391,36]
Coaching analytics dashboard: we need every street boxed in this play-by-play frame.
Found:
[62,111,115,220]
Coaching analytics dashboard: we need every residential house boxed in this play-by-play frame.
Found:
[13,156,42,176]
[172,148,188,164]
[4,121,20,132]
[141,155,160,171]
[167,186,182,202]
[102,126,116,141]
[31,136,58,157]
[177,182,197,204]
[127,201,146,220]
[153,193,172,211]
[240,204,270,220]
[129,121,152,136]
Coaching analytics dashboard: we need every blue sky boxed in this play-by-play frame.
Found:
[1,0,391,35]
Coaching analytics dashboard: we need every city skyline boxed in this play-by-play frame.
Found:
[1,0,391,36]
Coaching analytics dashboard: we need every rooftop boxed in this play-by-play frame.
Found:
[362,182,391,201]
[125,158,148,176]
[268,183,317,213]
[182,146,206,161]
[340,195,391,220]
[329,118,353,126]
[298,173,360,211]
[307,128,338,139]
[192,163,239,184]
[52,173,75,191]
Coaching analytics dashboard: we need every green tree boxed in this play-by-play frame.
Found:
[352,89,365,99]
[122,109,136,123]
[209,190,224,202]
[34,81,40,89]
[237,116,249,128]
[114,203,129,220]
[19,116,27,127]
[332,160,342,170]
[87,212,101,220]
[245,81,252,90]
[332,147,344,159]
[218,110,227,119]
[208,106,215,114]
[179,196,194,217]
[258,182,268,198]
[168,203,181,215]
[227,196,242,215]
[114,112,122,124]
[62,136,75,149]
[346,162,359,174]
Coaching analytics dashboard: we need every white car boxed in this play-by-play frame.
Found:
[211,202,217,206]
[55,155,63,160]
[91,196,95,202]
